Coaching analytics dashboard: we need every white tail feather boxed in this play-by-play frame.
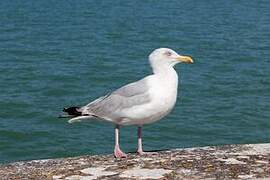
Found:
[68,116,94,123]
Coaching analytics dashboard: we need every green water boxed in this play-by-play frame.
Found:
[0,0,269,163]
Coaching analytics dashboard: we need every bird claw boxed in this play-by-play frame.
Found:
[137,149,145,155]
[114,148,127,158]
[137,150,158,156]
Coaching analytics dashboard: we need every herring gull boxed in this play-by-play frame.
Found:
[62,48,193,158]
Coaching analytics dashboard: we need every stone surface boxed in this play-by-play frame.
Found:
[0,143,270,179]
[119,167,172,179]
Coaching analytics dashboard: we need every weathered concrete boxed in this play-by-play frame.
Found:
[0,143,270,179]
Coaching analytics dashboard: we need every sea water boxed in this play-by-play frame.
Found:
[0,0,269,163]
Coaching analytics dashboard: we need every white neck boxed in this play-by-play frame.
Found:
[150,60,179,90]
[150,59,176,75]
[149,58,179,103]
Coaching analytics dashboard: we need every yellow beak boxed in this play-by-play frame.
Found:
[176,55,194,64]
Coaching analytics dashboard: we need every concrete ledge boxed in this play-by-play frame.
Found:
[1,143,270,179]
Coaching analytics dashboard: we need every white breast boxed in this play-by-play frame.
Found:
[120,69,179,126]
[147,70,178,120]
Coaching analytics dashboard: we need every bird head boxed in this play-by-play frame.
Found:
[149,48,193,68]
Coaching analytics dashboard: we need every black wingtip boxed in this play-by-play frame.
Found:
[62,106,81,116]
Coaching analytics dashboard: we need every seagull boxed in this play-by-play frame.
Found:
[62,48,193,158]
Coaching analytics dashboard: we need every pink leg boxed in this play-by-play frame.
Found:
[137,126,145,155]
[137,126,158,156]
[114,125,127,158]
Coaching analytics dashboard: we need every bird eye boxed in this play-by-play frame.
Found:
[164,51,172,56]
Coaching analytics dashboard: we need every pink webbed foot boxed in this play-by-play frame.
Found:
[137,149,158,156]
[114,147,127,158]
[137,149,146,155]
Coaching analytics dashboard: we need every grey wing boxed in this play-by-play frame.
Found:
[81,78,151,120]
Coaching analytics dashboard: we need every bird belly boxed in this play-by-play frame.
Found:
[110,73,178,126]
[118,86,177,126]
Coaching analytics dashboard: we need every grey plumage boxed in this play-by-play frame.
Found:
[72,77,151,123]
